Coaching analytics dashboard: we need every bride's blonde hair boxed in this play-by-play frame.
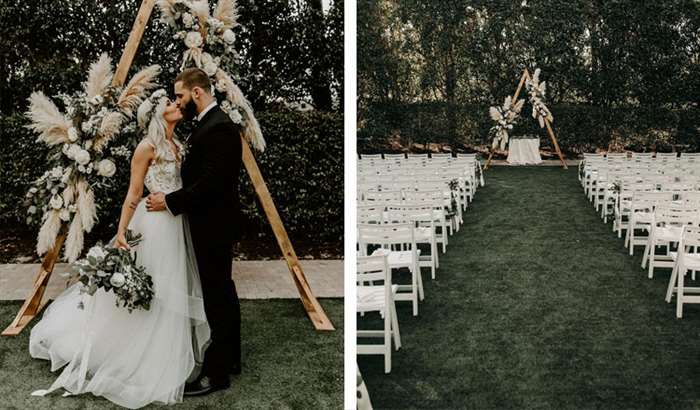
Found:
[137,90,182,163]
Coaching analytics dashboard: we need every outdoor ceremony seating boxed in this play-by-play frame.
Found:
[664,226,700,318]
[641,204,700,278]
[357,254,402,373]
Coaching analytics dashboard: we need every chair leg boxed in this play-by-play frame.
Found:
[642,238,651,270]
[677,267,685,319]
[629,228,635,256]
[384,305,391,373]
[666,260,679,303]
[390,301,401,349]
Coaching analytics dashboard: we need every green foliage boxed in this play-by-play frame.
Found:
[358,0,700,151]
[0,110,343,244]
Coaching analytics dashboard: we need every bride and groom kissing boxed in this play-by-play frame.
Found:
[29,67,244,408]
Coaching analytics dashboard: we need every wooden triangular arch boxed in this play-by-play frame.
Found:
[483,68,567,170]
[2,0,334,335]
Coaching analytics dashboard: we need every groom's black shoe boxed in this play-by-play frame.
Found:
[184,375,230,397]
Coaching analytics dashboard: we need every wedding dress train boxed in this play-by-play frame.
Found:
[28,150,210,409]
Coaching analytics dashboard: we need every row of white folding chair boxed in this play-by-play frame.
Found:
[357,254,401,373]
[358,223,424,316]
[603,175,700,220]
[359,188,460,231]
[358,203,448,254]
[664,226,700,318]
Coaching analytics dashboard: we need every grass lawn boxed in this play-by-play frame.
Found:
[0,298,343,409]
[358,166,700,410]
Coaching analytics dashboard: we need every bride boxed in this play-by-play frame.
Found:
[28,91,210,409]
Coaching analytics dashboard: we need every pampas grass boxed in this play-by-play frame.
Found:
[215,69,266,151]
[25,92,72,146]
[189,0,211,25]
[77,180,96,233]
[93,111,125,153]
[37,210,61,255]
[214,0,239,29]
[84,53,114,100]
[117,65,161,117]
[156,0,178,24]
[65,212,84,263]
[62,184,75,206]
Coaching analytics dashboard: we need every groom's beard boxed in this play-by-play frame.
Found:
[182,99,198,121]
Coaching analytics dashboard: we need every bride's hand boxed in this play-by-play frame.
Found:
[115,232,130,250]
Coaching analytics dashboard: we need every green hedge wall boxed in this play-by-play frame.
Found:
[0,110,343,243]
[358,102,700,155]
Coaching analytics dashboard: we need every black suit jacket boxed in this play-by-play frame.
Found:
[166,105,242,244]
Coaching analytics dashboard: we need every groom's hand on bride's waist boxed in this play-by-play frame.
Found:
[146,192,167,212]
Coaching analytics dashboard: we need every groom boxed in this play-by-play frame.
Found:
[146,67,242,396]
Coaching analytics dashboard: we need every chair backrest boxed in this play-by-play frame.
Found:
[360,153,382,160]
[654,204,700,228]
[385,205,436,226]
[678,191,700,204]
[431,153,453,159]
[407,153,428,159]
[384,153,406,160]
[358,205,385,225]
[631,191,675,212]
[363,190,403,204]
[656,152,678,160]
[358,223,416,249]
[679,226,700,253]
[357,254,390,285]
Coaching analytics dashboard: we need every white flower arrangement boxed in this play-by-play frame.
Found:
[157,0,266,151]
[488,96,525,151]
[525,68,554,128]
[24,53,160,262]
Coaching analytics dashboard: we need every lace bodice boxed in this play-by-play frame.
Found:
[144,143,183,194]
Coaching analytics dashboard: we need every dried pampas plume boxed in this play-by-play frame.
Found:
[65,213,84,263]
[25,92,72,146]
[117,65,161,117]
[214,0,239,29]
[84,53,114,100]
[93,111,125,153]
[77,180,97,233]
[37,210,61,255]
[190,0,211,39]
[215,70,266,151]
[62,184,75,206]
[156,0,178,24]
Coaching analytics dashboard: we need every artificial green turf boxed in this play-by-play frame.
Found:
[0,298,343,409]
[358,167,700,410]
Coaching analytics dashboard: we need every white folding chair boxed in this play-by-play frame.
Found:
[625,191,674,254]
[642,204,700,278]
[665,226,700,318]
[357,254,401,373]
[385,205,439,279]
[358,223,424,316]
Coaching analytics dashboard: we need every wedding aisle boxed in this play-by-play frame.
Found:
[0,298,343,409]
[358,167,700,409]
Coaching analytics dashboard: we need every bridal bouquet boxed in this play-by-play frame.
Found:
[73,230,154,313]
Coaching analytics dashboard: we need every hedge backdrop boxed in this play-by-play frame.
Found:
[358,0,700,154]
[0,0,343,246]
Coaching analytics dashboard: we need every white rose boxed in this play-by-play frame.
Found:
[50,166,63,179]
[110,273,126,288]
[86,163,94,174]
[67,127,78,142]
[28,206,37,214]
[75,149,90,165]
[59,209,70,221]
[182,12,194,27]
[90,95,103,105]
[81,121,92,133]
[201,52,213,66]
[152,89,167,99]
[67,144,81,160]
[29,187,38,194]
[223,29,235,44]
[229,109,243,124]
[203,62,218,76]
[215,79,227,93]
[77,164,86,173]
[87,245,106,261]
[184,31,203,49]
[49,195,63,210]
[84,139,93,150]
[97,159,116,177]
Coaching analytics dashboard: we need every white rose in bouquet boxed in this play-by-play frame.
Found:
[185,31,203,49]
[67,126,79,142]
[110,272,126,288]
[49,195,63,210]
[203,62,218,76]
[75,149,91,165]
[59,209,70,221]
[182,12,194,27]
[50,166,63,179]
[81,121,92,134]
[215,79,227,93]
[28,205,37,214]
[87,245,106,261]
[97,159,117,177]
[223,29,236,44]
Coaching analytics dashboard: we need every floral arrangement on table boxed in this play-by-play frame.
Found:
[74,229,154,313]
[24,54,161,262]
[489,95,525,151]
[157,0,266,152]
[525,68,553,129]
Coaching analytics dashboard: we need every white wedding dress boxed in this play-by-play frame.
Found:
[28,147,211,409]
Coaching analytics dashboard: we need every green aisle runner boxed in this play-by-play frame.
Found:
[359,167,700,410]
